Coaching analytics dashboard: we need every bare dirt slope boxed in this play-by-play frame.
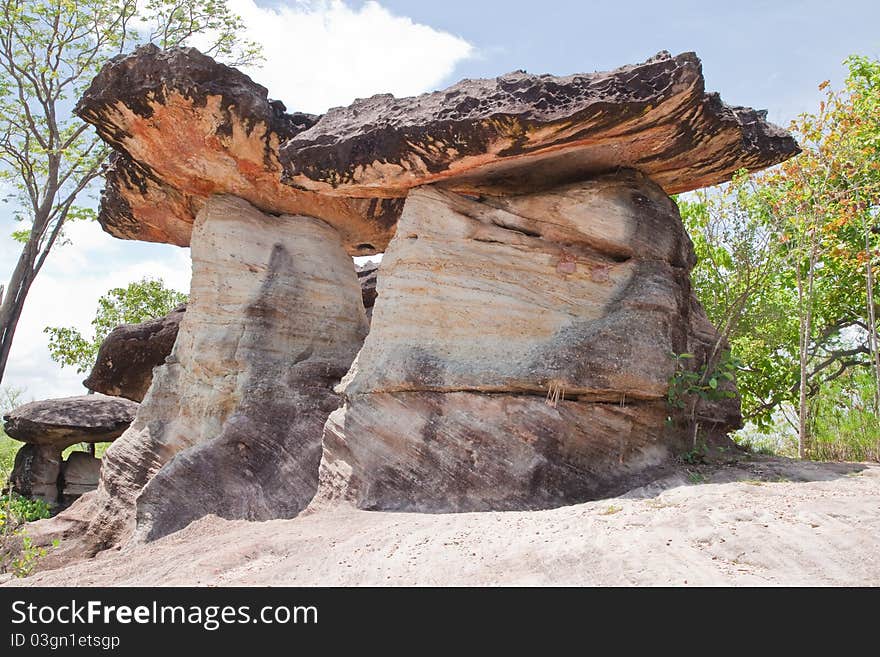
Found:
[6,456,879,586]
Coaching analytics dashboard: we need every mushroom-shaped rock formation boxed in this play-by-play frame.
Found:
[39,45,798,553]
[4,395,138,504]
[77,47,796,256]
[4,395,138,447]
[84,304,187,402]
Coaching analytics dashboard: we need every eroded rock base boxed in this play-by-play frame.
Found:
[315,173,741,511]
[38,195,367,553]
[320,393,677,512]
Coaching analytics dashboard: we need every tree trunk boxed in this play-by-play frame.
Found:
[864,225,880,412]
[0,243,38,385]
[795,249,815,460]
[797,286,809,459]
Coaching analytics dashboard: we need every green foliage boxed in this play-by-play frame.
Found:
[44,277,186,373]
[678,177,799,428]
[680,444,708,465]
[0,492,51,524]
[667,351,739,411]
[0,433,14,478]
[686,470,707,485]
[0,0,260,388]
[811,370,880,461]
[0,488,56,578]
[0,385,24,478]
[3,534,57,578]
[142,0,263,67]
[679,53,880,461]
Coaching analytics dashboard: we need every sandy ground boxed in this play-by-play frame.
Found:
[5,456,879,586]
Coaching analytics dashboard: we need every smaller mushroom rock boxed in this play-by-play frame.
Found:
[76,47,797,256]
[3,395,138,449]
[84,304,186,402]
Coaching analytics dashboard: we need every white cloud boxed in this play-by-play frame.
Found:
[205,0,475,113]
[1,1,473,402]
[0,222,191,401]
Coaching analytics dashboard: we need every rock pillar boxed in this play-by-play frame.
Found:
[317,172,741,511]
[89,195,367,544]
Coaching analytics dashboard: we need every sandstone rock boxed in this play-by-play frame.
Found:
[84,262,376,402]
[35,48,799,557]
[83,195,367,546]
[356,261,379,320]
[60,452,102,502]
[341,175,695,400]
[314,172,741,511]
[3,395,138,448]
[77,47,796,255]
[76,45,402,254]
[319,393,676,511]
[4,395,135,506]
[281,51,798,198]
[9,444,61,503]
[84,304,186,402]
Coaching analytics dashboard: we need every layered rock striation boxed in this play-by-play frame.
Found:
[316,172,740,511]
[82,195,367,546]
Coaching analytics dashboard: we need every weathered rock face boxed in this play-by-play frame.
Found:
[3,395,138,447]
[83,261,377,402]
[315,172,741,511]
[281,51,798,198]
[76,45,402,254]
[84,195,367,545]
[76,47,796,255]
[30,47,799,556]
[60,452,102,504]
[84,305,186,402]
[9,444,61,502]
[320,394,677,511]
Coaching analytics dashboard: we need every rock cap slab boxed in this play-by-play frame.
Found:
[3,394,138,448]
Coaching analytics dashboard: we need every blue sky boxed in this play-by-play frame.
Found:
[366,0,880,126]
[2,0,878,400]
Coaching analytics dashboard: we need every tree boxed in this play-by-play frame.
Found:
[683,54,880,460]
[0,0,260,385]
[44,277,186,374]
[678,173,799,430]
[765,56,880,456]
